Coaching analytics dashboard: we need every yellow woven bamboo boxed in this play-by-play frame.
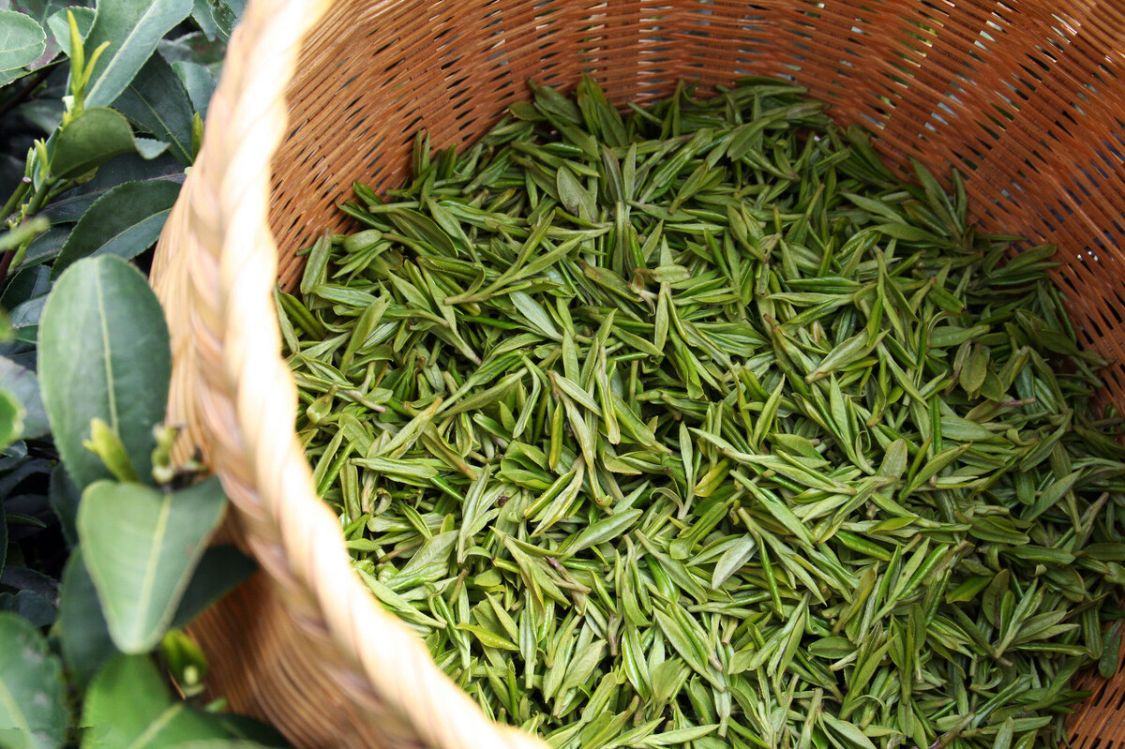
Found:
[151,0,1125,746]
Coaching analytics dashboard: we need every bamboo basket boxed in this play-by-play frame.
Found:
[150,0,1125,746]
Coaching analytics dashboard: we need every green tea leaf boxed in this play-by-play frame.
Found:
[821,713,877,749]
[556,164,596,219]
[711,536,755,590]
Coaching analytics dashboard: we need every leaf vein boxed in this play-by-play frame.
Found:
[125,703,183,749]
[135,494,173,641]
[127,82,190,162]
[87,1,185,105]
[94,263,118,431]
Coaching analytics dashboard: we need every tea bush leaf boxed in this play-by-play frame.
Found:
[0,11,46,72]
[45,7,94,58]
[170,545,256,629]
[52,180,180,277]
[0,591,55,628]
[57,549,114,687]
[38,256,170,490]
[81,655,225,748]
[82,0,193,108]
[0,613,68,749]
[42,155,184,224]
[77,478,227,652]
[114,54,194,164]
[172,60,216,118]
[49,108,137,180]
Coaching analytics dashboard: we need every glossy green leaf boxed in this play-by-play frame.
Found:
[172,60,216,118]
[43,156,183,223]
[114,54,194,163]
[0,11,46,72]
[0,68,28,87]
[12,1,69,29]
[82,0,195,107]
[821,713,877,749]
[190,0,221,39]
[38,256,170,490]
[0,613,68,749]
[78,477,227,652]
[205,0,245,40]
[132,136,169,159]
[52,180,180,277]
[58,548,114,687]
[81,655,225,748]
[49,107,136,180]
[711,536,756,589]
[1100,622,1122,679]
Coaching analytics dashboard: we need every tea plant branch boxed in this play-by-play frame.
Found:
[0,12,109,285]
[0,68,53,121]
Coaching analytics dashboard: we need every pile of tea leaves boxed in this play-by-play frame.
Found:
[279,78,1125,749]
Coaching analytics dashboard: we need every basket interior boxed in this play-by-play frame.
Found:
[263,0,1125,742]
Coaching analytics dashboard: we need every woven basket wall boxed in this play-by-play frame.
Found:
[150,0,1125,747]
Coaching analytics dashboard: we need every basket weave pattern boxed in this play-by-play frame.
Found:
[152,1,1125,747]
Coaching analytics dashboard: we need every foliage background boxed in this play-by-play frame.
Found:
[0,1,287,746]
